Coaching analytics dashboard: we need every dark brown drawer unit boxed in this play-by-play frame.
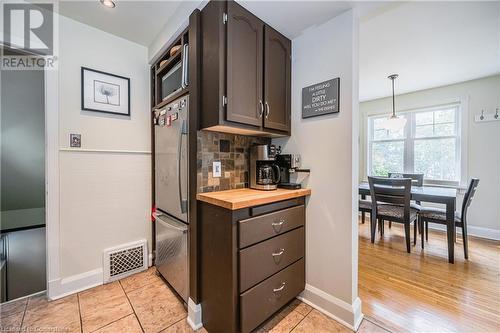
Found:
[199,196,307,333]
[239,205,305,248]
[239,227,304,292]
[240,258,305,333]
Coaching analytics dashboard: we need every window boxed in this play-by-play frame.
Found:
[367,104,462,185]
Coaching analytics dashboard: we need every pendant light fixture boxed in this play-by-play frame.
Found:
[382,74,407,131]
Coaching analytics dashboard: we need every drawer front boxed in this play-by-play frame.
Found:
[239,227,304,292]
[239,205,305,248]
[240,258,305,333]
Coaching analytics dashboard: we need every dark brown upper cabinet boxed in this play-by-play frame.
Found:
[264,26,291,132]
[200,0,291,137]
[227,2,264,127]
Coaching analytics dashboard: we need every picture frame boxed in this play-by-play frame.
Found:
[302,77,340,118]
[81,67,130,116]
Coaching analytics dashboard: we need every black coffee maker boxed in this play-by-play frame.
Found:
[276,153,309,189]
[250,144,280,190]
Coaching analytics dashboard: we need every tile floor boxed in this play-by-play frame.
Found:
[0,267,388,333]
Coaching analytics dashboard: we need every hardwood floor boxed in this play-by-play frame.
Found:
[358,218,500,333]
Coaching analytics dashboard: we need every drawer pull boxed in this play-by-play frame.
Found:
[271,218,286,232]
[272,248,285,257]
[273,282,286,293]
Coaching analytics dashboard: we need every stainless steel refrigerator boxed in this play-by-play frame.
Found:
[154,95,189,302]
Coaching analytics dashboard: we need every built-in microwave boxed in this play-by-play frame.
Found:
[161,43,188,101]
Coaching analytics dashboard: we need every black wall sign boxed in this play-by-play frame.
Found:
[302,78,340,118]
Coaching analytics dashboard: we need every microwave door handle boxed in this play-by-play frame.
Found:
[181,54,186,89]
[181,44,189,88]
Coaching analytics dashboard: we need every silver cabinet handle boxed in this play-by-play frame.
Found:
[272,248,285,257]
[259,100,264,118]
[273,282,286,293]
[271,218,285,227]
[272,218,285,233]
[265,101,270,119]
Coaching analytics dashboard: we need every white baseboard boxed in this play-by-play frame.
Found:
[187,298,203,330]
[427,223,500,241]
[48,268,103,300]
[48,252,153,300]
[298,284,363,331]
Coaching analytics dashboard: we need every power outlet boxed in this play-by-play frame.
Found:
[213,161,222,178]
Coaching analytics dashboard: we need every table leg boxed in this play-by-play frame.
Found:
[446,198,456,264]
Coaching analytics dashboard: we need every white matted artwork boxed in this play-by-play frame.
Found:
[81,67,130,116]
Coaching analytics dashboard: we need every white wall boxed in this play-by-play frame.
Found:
[360,1,500,101]
[273,9,362,329]
[360,75,500,236]
[148,0,206,62]
[50,15,151,292]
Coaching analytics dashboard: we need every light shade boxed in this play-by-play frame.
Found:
[100,0,116,8]
[382,115,407,131]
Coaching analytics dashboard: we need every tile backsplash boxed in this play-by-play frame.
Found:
[197,131,270,193]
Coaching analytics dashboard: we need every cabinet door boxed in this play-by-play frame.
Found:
[226,1,264,127]
[264,26,291,133]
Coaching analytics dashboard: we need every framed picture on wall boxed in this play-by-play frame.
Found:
[81,67,130,116]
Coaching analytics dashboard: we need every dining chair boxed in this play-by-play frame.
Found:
[418,178,479,259]
[359,198,372,224]
[368,176,418,253]
[387,173,424,230]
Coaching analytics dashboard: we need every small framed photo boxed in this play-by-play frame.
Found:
[81,67,130,116]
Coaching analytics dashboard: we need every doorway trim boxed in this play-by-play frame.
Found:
[45,66,60,300]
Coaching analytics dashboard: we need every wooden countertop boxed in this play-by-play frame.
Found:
[196,188,311,210]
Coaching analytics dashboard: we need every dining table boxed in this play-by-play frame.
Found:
[359,182,458,263]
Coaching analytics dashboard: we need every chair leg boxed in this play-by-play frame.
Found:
[404,223,411,253]
[361,211,365,224]
[462,224,469,260]
[419,217,424,249]
[370,215,376,243]
[425,221,429,241]
[389,221,392,228]
[413,220,417,245]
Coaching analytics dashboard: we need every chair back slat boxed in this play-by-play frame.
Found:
[368,177,412,219]
[388,172,424,187]
[461,178,479,220]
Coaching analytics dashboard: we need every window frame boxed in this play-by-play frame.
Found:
[367,103,463,187]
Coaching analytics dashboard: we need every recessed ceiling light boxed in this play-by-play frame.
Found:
[100,0,116,8]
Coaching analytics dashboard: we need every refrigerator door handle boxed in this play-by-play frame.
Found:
[157,214,188,233]
[178,119,188,214]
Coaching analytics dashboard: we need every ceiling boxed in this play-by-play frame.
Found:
[57,1,500,101]
[359,1,500,101]
[58,1,183,46]
[239,1,389,39]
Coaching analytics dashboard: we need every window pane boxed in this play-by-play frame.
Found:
[434,123,455,136]
[372,117,405,140]
[371,141,404,177]
[414,138,457,181]
[415,111,433,126]
[415,108,456,138]
[434,109,455,123]
[415,124,434,137]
